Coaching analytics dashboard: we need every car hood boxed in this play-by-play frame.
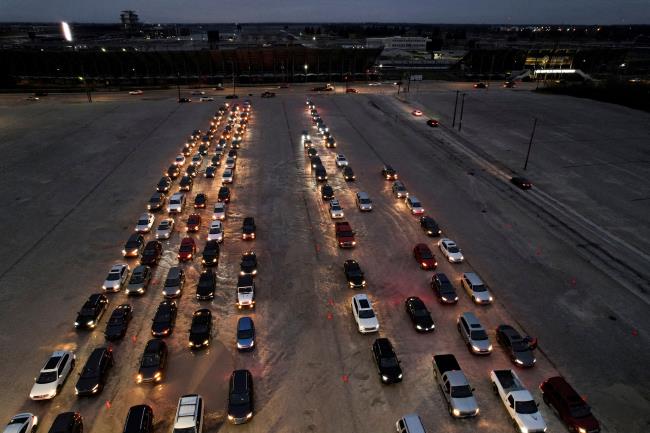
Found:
[138,365,161,379]
[518,412,546,431]
[358,317,379,328]
[103,280,120,288]
[474,291,492,302]
[105,324,124,337]
[451,395,479,413]
[241,263,255,272]
[228,402,252,419]
[574,415,600,431]
[349,274,364,284]
[75,376,99,393]
[415,315,435,330]
[514,350,536,366]
[237,336,254,347]
[380,364,402,379]
[238,292,254,302]
[151,322,171,334]
[30,381,57,397]
[76,312,97,323]
[189,331,209,343]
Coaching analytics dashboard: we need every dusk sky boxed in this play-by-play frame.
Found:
[0,0,649,24]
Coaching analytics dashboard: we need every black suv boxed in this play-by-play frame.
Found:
[201,240,220,267]
[343,260,366,288]
[218,186,231,203]
[496,325,536,367]
[167,165,180,179]
[404,297,435,332]
[372,338,403,384]
[47,412,83,433]
[75,347,114,396]
[314,166,328,182]
[227,369,254,424]
[381,165,398,180]
[242,217,256,240]
[123,405,154,433]
[151,300,177,337]
[179,175,193,191]
[431,272,459,304]
[123,233,145,258]
[189,309,212,349]
[194,193,207,209]
[156,176,172,193]
[137,339,167,384]
[420,216,441,237]
[342,166,355,181]
[104,304,133,341]
[240,252,257,276]
[196,269,217,300]
[321,184,334,200]
[75,293,109,329]
[140,240,162,266]
[147,192,166,211]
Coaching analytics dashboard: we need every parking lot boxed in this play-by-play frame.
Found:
[0,84,648,433]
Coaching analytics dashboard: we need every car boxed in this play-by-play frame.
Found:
[178,237,196,261]
[191,154,202,166]
[309,155,322,168]
[199,96,215,102]
[205,166,217,178]
[320,184,335,200]
[461,272,493,304]
[167,164,180,179]
[75,347,113,396]
[355,192,373,211]
[46,412,83,433]
[405,196,424,215]
[351,294,379,333]
[123,233,145,258]
[318,123,329,134]
[178,97,192,103]
[225,157,236,169]
[239,251,258,276]
[172,395,204,433]
[147,192,166,212]
[182,146,192,157]
[342,166,355,181]
[191,90,206,96]
[346,88,359,93]
[179,175,193,191]
[102,263,129,292]
[301,130,311,141]
[126,265,152,295]
[155,218,175,240]
[392,180,408,198]
[329,199,344,218]
[157,176,172,193]
[474,82,487,89]
[511,176,533,190]
[3,413,38,433]
[413,243,437,270]
[228,149,238,160]
[420,216,441,236]
[196,269,217,300]
[218,186,231,203]
[74,294,109,329]
[191,129,202,140]
[174,154,186,166]
[151,300,177,337]
[211,153,222,166]
[122,405,154,433]
[431,273,459,304]
[212,202,226,220]
[312,85,333,91]
[404,297,435,332]
[189,309,212,349]
[496,325,536,367]
[235,317,256,351]
[167,192,186,214]
[186,213,201,232]
[194,193,207,209]
[26,96,40,101]
[503,81,516,88]
[314,166,328,182]
[237,275,255,309]
[222,168,235,184]
[427,119,440,127]
[303,139,313,149]
[335,154,349,167]
[261,91,275,98]
[104,304,133,341]
[306,147,318,158]
[540,376,601,433]
[136,340,167,384]
[242,217,256,240]
[438,238,464,263]
[343,260,366,288]
[227,370,255,424]
[163,266,185,298]
[206,220,224,242]
[29,350,75,400]
[411,109,423,116]
[201,240,220,267]
[381,165,398,180]
[372,338,403,384]
[457,312,492,355]
[140,240,163,266]
[325,136,337,148]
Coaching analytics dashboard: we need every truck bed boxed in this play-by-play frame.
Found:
[433,354,461,375]
[493,369,523,392]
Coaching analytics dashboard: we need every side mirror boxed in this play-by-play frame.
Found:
[471,387,476,392]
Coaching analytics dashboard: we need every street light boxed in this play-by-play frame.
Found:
[61,22,73,42]
[304,64,308,82]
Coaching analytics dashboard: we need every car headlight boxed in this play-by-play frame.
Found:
[472,345,481,352]
[227,415,234,421]
[246,412,253,419]
[520,426,528,433]
[381,375,389,382]
[175,289,181,294]
[488,344,493,351]
[397,373,403,379]
[203,339,209,345]
[352,241,356,245]
[416,325,423,330]
[91,384,99,393]
[136,374,143,384]
[362,280,366,285]
[515,359,524,365]
[452,408,460,417]
[74,321,79,326]
[578,428,586,433]
[154,372,162,380]
[489,296,494,301]
[121,249,127,255]
[87,320,95,326]
[138,288,144,293]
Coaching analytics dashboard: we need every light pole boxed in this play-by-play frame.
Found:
[304,64,308,82]
[523,118,538,170]
[452,90,459,127]
[230,60,237,96]
[177,72,181,101]
[458,93,466,132]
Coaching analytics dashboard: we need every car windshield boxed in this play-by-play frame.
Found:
[141,354,160,368]
[150,196,160,203]
[515,400,538,414]
[420,250,433,259]
[569,404,592,418]
[238,329,253,339]
[107,272,120,281]
[170,199,180,204]
[159,222,170,230]
[448,246,460,253]
[473,284,487,292]
[154,312,171,322]
[451,385,474,398]
[180,244,193,252]
[332,204,341,210]
[79,306,95,316]
[191,324,208,333]
[165,278,179,286]
[230,392,250,404]
[36,371,58,384]
[412,201,422,207]
[414,309,430,318]
[359,309,375,319]
[360,198,371,204]
[210,227,221,234]
[512,340,530,352]
[470,330,488,340]
[130,274,144,283]
[339,231,353,237]
[380,357,399,368]
[239,287,253,294]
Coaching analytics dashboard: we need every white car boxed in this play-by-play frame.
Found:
[207,221,224,242]
[222,168,234,184]
[225,157,236,169]
[335,154,349,167]
[212,202,226,220]
[29,351,75,400]
[102,263,129,292]
[405,196,424,215]
[174,154,186,166]
[351,294,379,333]
[135,212,155,233]
[438,238,464,263]
[2,413,38,433]
[199,96,215,102]
[168,192,185,214]
[129,90,143,95]
[191,154,203,166]
[329,199,344,219]
[155,218,175,240]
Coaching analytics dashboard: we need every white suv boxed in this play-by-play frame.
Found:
[212,202,226,220]
[351,294,379,333]
[329,199,344,219]
[207,221,224,242]
[173,394,204,433]
[102,264,129,292]
[29,351,75,400]
[439,238,464,263]
[134,212,155,233]
[168,193,186,214]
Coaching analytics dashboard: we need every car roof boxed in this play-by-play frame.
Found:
[231,369,251,390]
[145,338,166,351]
[545,377,585,403]
[374,337,393,352]
[463,272,483,284]
[238,317,254,329]
[167,267,182,277]
[461,312,482,326]
[180,237,195,245]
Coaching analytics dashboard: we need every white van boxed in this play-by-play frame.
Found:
[168,192,186,214]
[173,394,204,433]
[395,414,426,433]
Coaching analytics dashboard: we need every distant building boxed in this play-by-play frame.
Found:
[366,36,429,51]
[120,10,140,34]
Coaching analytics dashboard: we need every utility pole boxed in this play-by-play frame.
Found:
[231,61,236,96]
[523,117,538,170]
[458,93,466,132]
[452,90,459,127]
[176,72,181,101]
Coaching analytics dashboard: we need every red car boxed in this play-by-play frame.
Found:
[178,237,196,262]
[186,214,202,232]
[346,88,358,94]
[413,243,437,270]
[540,377,600,433]
[427,119,439,127]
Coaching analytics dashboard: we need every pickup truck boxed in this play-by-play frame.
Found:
[432,354,479,418]
[490,369,547,433]
[335,222,356,248]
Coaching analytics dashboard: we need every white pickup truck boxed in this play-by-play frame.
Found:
[490,369,546,433]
